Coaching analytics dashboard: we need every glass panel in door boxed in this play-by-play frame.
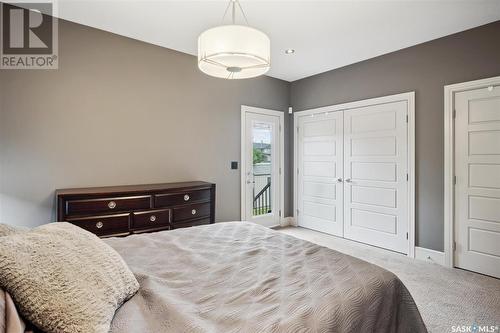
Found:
[243,109,280,227]
[252,121,273,216]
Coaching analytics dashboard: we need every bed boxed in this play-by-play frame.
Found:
[104,222,427,333]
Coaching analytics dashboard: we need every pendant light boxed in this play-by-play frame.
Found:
[198,0,271,79]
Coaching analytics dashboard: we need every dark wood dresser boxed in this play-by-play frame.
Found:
[56,181,215,237]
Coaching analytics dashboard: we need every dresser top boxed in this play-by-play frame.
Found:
[56,181,214,196]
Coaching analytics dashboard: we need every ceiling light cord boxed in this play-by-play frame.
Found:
[232,0,236,24]
[221,0,249,25]
[236,1,249,25]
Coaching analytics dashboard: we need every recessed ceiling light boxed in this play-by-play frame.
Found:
[285,49,295,54]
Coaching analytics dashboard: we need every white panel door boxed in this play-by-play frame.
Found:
[343,101,408,254]
[297,112,344,236]
[455,86,500,278]
[242,111,282,227]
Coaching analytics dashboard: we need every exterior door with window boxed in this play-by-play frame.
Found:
[241,107,283,227]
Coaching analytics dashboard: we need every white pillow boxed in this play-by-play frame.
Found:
[0,222,139,333]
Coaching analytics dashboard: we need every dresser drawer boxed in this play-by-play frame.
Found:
[66,214,130,236]
[173,218,211,229]
[155,189,211,207]
[173,202,211,222]
[132,209,171,230]
[66,195,151,216]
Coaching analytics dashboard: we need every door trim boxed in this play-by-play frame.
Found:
[240,105,285,226]
[293,92,416,257]
[443,75,500,268]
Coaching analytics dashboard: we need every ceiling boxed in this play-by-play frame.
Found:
[52,0,500,82]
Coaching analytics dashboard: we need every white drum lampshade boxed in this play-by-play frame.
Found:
[198,25,271,79]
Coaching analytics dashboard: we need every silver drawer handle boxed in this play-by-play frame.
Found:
[184,194,190,201]
[150,215,157,222]
[191,209,197,215]
[96,221,103,229]
[108,201,116,209]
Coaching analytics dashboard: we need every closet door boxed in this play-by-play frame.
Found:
[454,86,500,278]
[297,112,344,236]
[343,102,408,254]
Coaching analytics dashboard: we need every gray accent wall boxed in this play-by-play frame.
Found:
[0,19,290,227]
[290,21,500,251]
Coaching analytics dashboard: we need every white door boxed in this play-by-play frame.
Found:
[343,102,409,254]
[297,112,344,236]
[454,86,500,278]
[241,107,283,227]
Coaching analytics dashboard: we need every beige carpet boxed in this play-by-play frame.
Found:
[278,226,500,333]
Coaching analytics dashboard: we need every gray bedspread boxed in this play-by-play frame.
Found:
[105,222,427,333]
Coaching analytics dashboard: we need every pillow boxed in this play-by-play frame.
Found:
[0,224,28,237]
[0,222,139,333]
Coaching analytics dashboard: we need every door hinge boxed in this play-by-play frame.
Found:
[406,232,408,240]
[279,124,282,132]
[406,173,409,181]
[406,115,408,123]
[453,241,456,251]
[297,168,299,175]
[279,167,282,175]
[454,176,457,185]
[279,210,281,217]
[296,209,300,216]
[453,109,456,119]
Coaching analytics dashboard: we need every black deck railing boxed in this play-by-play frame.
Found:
[253,180,271,215]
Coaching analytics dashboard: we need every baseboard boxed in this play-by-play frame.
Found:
[415,246,445,266]
[280,216,296,227]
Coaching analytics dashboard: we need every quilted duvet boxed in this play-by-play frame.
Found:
[106,222,427,333]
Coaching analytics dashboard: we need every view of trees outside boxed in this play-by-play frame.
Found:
[253,148,266,164]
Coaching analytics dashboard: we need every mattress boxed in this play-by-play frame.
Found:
[105,222,427,333]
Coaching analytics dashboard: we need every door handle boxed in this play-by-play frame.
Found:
[337,178,343,182]
[345,178,352,183]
